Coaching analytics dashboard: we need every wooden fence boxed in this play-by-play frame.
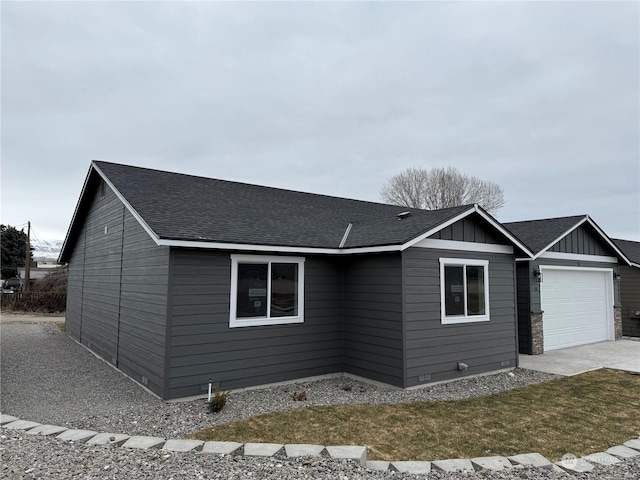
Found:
[1,292,66,313]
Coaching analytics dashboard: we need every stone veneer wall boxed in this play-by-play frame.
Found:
[530,311,544,355]
[614,306,622,340]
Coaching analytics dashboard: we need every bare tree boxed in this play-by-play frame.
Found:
[380,166,505,214]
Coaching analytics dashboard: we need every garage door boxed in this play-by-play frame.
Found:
[540,267,612,351]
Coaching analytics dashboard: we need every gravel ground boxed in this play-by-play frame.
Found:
[1,321,638,479]
[3,430,640,480]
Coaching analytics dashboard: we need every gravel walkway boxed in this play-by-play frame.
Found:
[1,321,638,479]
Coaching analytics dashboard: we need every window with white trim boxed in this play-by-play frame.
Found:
[230,255,305,328]
[439,258,490,324]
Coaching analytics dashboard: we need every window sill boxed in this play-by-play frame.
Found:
[230,316,304,328]
[441,315,490,325]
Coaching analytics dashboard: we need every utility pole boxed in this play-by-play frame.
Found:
[24,221,31,292]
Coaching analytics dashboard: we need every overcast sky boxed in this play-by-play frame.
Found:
[2,1,639,243]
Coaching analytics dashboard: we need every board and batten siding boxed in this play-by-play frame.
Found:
[548,224,611,256]
[618,265,640,337]
[429,216,503,244]
[402,248,518,387]
[167,249,343,399]
[64,180,170,398]
[341,254,404,387]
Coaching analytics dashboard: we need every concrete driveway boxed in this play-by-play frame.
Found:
[519,339,640,376]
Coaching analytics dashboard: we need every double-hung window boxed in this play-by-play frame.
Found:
[230,255,305,328]
[439,258,490,324]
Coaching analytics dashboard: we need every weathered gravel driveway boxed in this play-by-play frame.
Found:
[1,320,638,479]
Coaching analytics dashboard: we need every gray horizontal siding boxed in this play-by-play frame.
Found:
[402,247,517,386]
[64,179,170,398]
[65,230,85,342]
[167,250,343,399]
[75,186,124,366]
[620,265,640,337]
[116,212,169,396]
[342,254,404,387]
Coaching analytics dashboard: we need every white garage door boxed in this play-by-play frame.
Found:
[540,267,613,351]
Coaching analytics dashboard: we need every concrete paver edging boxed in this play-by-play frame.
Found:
[2,413,640,474]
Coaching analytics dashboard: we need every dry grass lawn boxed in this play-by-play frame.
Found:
[192,369,640,461]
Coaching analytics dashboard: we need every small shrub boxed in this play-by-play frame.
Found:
[341,384,353,392]
[292,390,307,401]
[207,389,229,413]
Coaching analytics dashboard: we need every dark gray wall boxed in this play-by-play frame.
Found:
[65,189,526,398]
[620,265,640,337]
[64,179,170,397]
[402,248,518,387]
[167,249,343,399]
[516,262,532,354]
[117,211,170,396]
[65,230,85,343]
[341,254,404,387]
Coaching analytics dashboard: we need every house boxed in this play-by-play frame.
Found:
[503,216,631,355]
[59,161,533,400]
[18,266,54,280]
[612,238,640,337]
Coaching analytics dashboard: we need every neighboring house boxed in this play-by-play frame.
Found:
[59,161,532,400]
[35,259,61,268]
[504,216,631,355]
[612,238,640,337]
[17,266,53,280]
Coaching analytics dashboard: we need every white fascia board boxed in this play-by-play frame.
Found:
[539,264,614,274]
[399,207,476,251]
[583,216,633,266]
[157,238,400,255]
[413,238,513,254]
[58,165,95,263]
[92,162,162,246]
[538,251,619,263]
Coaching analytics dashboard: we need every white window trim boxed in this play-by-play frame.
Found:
[439,258,490,325]
[230,254,305,328]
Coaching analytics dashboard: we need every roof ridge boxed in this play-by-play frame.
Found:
[504,214,587,225]
[348,204,475,225]
[93,160,405,211]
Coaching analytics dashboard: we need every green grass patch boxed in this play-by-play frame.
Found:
[192,369,640,461]
[56,322,66,332]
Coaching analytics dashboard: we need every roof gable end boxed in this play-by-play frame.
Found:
[505,215,631,265]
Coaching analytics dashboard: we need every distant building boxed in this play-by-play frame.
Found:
[18,265,61,280]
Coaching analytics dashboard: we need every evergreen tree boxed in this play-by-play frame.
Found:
[1,225,33,279]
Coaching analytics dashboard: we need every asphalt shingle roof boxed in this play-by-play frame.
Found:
[93,161,475,249]
[613,238,640,265]
[503,216,587,254]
